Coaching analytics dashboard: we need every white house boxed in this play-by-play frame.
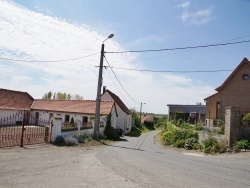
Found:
[0,88,118,141]
[101,88,132,135]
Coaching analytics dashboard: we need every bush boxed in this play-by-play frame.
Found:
[184,137,197,150]
[233,139,250,151]
[72,132,92,143]
[64,136,79,145]
[104,124,120,140]
[162,129,198,148]
[70,117,74,124]
[195,125,203,131]
[54,135,65,144]
[176,118,184,127]
[215,119,224,127]
[242,113,250,126]
[193,142,202,150]
[202,138,219,154]
[175,139,185,148]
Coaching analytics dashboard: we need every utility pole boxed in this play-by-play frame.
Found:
[94,34,114,140]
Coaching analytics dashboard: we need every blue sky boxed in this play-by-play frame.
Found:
[0,0,250,114]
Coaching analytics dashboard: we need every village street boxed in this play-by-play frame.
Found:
[0,131,250,188]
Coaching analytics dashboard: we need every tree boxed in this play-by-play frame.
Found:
[196,102,202,105]
[42,91,53,99]
[42,91,83,100]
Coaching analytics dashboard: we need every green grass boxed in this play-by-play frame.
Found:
[126,124,155,137]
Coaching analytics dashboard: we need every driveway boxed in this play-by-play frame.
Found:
[0,131,250,188]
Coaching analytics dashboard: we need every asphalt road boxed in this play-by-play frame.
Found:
[96,131,250,188]
[0,131,249,188]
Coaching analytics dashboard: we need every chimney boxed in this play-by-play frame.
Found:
[103,86,106,94]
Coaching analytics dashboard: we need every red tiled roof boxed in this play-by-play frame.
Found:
[216,58,250,91]
[0,88,34,110]
[102,90,131,114]
[31,100,114,115]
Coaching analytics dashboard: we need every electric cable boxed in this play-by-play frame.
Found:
[104,55,140,104]
[106,40,250,54]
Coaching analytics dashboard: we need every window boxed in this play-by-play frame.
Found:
[216,102,220,118]
[82,116,88,126]
[65,115,70,122]
[242,74,249,80]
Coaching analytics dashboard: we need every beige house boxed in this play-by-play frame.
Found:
[204,58,250,126]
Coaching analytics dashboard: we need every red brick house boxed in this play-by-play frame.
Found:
[204,58,250,126]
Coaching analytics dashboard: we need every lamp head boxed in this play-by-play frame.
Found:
[108,34,114,39]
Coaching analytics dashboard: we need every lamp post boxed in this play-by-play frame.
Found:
[94,34,114,140]
[140,102,146,127]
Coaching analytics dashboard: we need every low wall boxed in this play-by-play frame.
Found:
[198,131,225,143]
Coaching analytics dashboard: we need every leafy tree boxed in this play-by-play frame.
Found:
[42,91,53,99]
[42,91,84,100]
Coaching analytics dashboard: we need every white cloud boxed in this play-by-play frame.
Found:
[177,1,190,8]
[0,1,215,113]
[178,1,214,25]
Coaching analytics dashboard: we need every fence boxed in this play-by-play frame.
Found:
[0,111,51,148]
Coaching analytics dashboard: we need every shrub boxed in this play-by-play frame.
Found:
[184,137,197,150]
[193,142,202,150]
[176,118,184,127]
[242,113,250,126]
[233,139,250,151]
[64,136,79,145]
[70,117,74,124]
[175,139,185,148]
[215,119,224,127]
[202,137,219,154]
[162,129,198,147]
[72,132,92,143]
[195,125,203,131]
[217,139,228,153]
[180,122,194,130]
[162,131,175,145]
[54,135,65,144]
[104,124,120,140]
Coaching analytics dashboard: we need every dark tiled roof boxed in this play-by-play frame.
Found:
[31,100,114,115]
[102,90,131,114]
[0,88,34,110]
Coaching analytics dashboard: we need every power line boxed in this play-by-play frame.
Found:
[103,55,139,104]
[109,67,234,73]
[106,40,250,54]
[105,67,131,108]
[0,52,99,62]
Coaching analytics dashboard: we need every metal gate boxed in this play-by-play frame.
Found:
[0,111,51,148]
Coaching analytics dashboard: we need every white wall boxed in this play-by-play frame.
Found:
[0,109,26,124]
[101,92,132,135]
[30,110,93,125]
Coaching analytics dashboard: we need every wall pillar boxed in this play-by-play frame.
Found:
[224,106,240,146]
[51,114,62,142]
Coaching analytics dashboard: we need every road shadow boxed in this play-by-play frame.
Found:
[97,140,144,151]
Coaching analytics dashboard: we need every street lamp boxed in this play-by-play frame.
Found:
[140,102,146,126]
[94,34,114,139]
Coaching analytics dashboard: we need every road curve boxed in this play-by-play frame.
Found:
[96,131,250,188]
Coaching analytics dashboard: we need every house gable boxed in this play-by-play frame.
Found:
[101,89,131,114]
[216,58,250,91]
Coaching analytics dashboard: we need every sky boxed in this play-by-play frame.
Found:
[0,0,250,114]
